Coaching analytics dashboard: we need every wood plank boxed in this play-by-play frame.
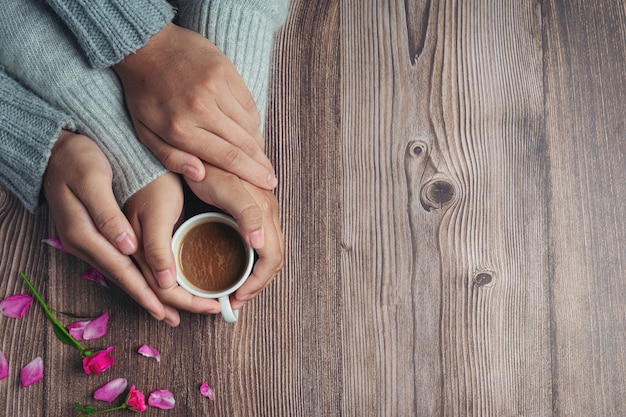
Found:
[340,0,552,415]
[543,1,626,415]
[0,191,53,416]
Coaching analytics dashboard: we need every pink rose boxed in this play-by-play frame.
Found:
[125,385,146,412]
[82,346,114,375]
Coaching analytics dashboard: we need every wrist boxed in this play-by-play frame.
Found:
[113,22,176,78]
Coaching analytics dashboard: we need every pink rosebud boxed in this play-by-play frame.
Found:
[82,268,110,288]
[200,382,214,400]
[125,385,146,412]
[148,389,176,410]
[82,346,115,375]
[20,356,43,387]
[0,351,9,381]
[42,237,70,254]
[94,378,128,403]
[0,294,33,318]
[137,344,160,362]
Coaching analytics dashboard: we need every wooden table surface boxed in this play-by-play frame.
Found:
[2,1,626,416]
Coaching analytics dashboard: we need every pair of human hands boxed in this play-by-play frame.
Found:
[43,24,284,326]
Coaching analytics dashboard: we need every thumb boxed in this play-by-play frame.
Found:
[75,181,138,256]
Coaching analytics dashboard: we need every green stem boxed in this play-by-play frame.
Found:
[77,403,128,416]
[20,272,86,352]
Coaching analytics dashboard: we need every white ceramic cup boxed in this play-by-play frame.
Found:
[171,213,254,323]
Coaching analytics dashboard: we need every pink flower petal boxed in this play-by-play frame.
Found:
[137,344,160,362]
[94,378,128,403]
[67,320,90,341]
[0,351,9,381]
[200,382,214,400]
[82,346,115,375]
[148,389,176,410]
[83,313,109,340]
[42,237,70,254]
[20,357,43,387]
[0,294,33,318]
[66,312,108,341]
[82,268,110,288]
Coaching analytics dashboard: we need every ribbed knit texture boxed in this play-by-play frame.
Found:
[0,0,168,208]
[45,0,175,68]
[174,0,289,125]
[0,0,288,211]
[0,71,74,211]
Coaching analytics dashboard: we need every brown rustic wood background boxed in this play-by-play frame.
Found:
[2,1,625,416]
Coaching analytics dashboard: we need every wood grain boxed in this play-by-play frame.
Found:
[544,0,626,415]
[341,0,550,415]
[1,0,626,416]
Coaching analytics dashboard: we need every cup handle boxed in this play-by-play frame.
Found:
[219,295,239,323]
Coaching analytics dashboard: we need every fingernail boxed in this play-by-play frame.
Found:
[115,232,137,255]
[155,269,175,288]
[248,229,265,249]
[182,164,201,181]
[267,172,278,188]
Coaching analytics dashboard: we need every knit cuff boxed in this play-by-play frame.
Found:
[175,0,289,123]
[45,0,175,68]
[60,74,169,207]
[0,71,73,212]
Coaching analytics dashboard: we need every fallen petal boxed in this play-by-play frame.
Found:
[66,320,90,341]
[148,389,176,410]
[42,237,70,254]
[81,268,109,288]
[0,351,8,380]
[83,312,109,340]
[0,294,33,318]
[200,382,214,400]
[20,357,43,387]
[94,378,128,403]
[137,344,160,362]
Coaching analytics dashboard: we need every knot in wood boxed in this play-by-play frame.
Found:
[473,272,493,287]
[406,140,427,158]
[420,178,456,211]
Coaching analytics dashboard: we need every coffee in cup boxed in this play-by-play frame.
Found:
[172,213,254,322]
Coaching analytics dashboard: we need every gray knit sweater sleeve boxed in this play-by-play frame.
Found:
[1,0,169,210]
[44,0,175,68]
[0,70,73,211]
[0,0,288,212]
